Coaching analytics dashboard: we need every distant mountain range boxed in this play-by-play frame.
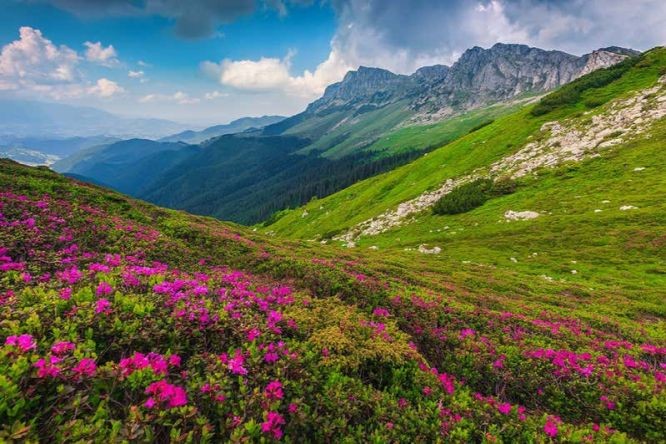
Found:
[54,43,640,224]
[0,99,191,139]
[159,116,285,144]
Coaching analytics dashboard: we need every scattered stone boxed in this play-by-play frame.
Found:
[368,246,379,250]
[571,270,578,275]
[619,205,638,211]
[301,210,309,218]
[594,209,602,213]
[504,210,540,221]
[633,167,645,171]
[418,244,441,254]
[602,200,611,204]
[510,257,518,263]
[345,241,356,248]
[541,275,554,281]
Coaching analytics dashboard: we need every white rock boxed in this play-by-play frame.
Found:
[368,245,379,250]
[510,257,518,263]
[418,244,441,254]
[594,209,602,213]
[504,210,540,221]
[571,270,578,274]
[619,205,638,211]
[633,167,645,171]
[301,210,309,218]
[602,200,611,204]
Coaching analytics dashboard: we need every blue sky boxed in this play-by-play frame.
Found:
[0,1,664,126]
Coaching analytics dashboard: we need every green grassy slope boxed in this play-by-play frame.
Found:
[264,48,666,241]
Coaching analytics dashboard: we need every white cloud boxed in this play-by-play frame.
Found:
[0,27,127,100]
[84,41,119,67]
[204,90,229,100]
[88,77,124,97]
[202,48,352,99]
[139,91,200,105]
[0,26,80,92]
[128,70,144,78]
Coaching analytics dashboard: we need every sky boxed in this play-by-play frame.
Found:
[0,0,664,126]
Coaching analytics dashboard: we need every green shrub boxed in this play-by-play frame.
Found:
[433,177,517,215]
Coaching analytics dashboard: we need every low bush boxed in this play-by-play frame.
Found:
[433,177,516,215]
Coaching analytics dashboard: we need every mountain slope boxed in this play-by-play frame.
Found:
[0,132,664,441]
[159,115,285,144]
[264,48,664,243]
[53,139,198,194]
[56,43,638,225]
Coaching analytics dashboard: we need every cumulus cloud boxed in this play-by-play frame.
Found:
[0,26,80,91]
[139,91,200,104]
[88,77,124,97]
[0,27,126,99]
[84,41,119,66]
[202,48,351,98]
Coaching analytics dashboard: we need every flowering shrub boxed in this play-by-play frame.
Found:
[0,161,663,442]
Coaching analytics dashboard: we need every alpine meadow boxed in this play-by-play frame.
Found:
[0,1,664,442]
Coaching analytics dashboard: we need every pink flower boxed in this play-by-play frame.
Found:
[264,380,284,400]
[544,416,559,438]
[72,358,97,378]
[497,403,512,415]
[95,298,111,314]
[264,351,279,363]
[59,288,72,300]
[372,307,390,317]
[423,386,432,396]
[34,356,61,378]
[459,328,476,339]
[96,281,113,297]
[600,395,616,410]
[51,341,75,355]
[438,372,455,395]
[261,411,285,440]
[288,403,298,414]
[247,328,261,341]
[228,349,248,375]
[57,267,83,285]
[168,354,181,367]
[493,355,506,370]
[144,380,187,409]
[5,334,36,352]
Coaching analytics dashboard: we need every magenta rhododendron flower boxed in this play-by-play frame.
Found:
[57,267,83,285]
[372,307,390,317]
[246,327,261,341]
[144,380,187,409]
[59,288,72,300]
[544,416,559,438]
[34,356,62,378]
[497,403,512,415]
[73,358,97,378]
[95,298,111,314]
[227,349,248,375]
[5,334,37,352]
[459,328,476,339]
[51,341,75,355]
[288,403,298,414]
[261,411,285,439]
[264,380,284,400]
[96,281,113,297]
